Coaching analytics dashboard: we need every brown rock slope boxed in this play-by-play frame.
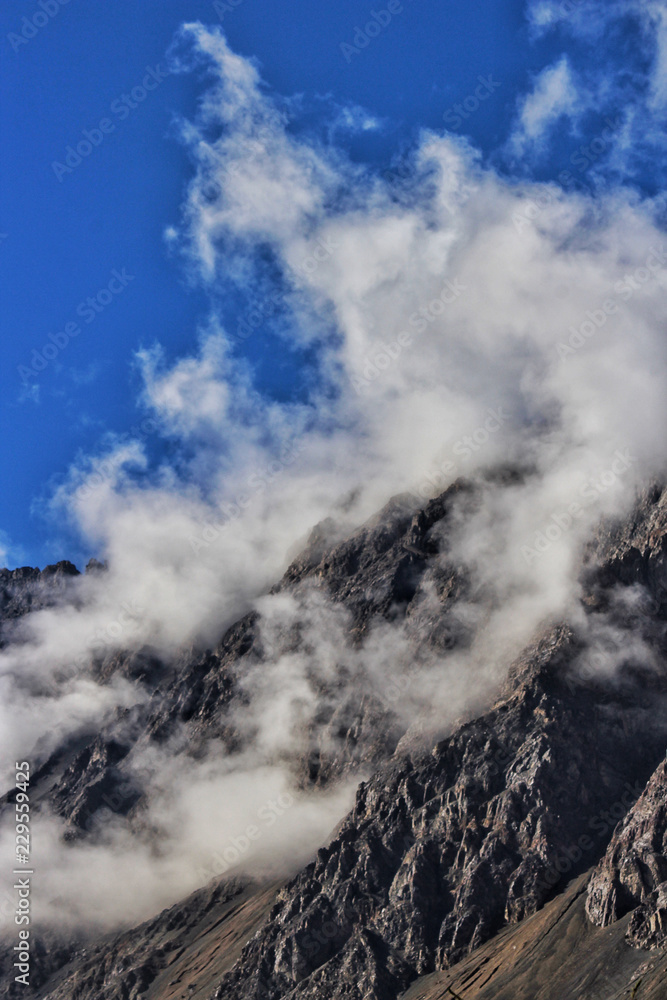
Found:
[0,877,281,1000]
[400,872,667,1000]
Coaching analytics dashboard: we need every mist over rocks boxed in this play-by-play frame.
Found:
[212,617,667,1000]
[0,562,81,645]
[2,475,667,999]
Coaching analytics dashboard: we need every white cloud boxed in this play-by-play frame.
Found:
[138,330,232,439]
[526,0,563,34]
[7,22,667,782]
[167,25,337,281]
[509,57,585,156]
[330,104,383,134]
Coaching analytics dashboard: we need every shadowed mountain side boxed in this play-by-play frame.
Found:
[587,758,667,949]
[399,872,667,1000]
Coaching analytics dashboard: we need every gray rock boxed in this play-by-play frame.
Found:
[586,759,667,949]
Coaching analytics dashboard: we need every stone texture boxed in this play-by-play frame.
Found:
[587,759,667,949]
[211,624,667,1000]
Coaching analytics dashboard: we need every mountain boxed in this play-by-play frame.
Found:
[1,479,666,1000]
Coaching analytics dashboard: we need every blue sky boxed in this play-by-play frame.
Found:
[2,0,666,569]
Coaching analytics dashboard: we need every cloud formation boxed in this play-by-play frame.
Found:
[2,20,667,932]
[509,57,584,156]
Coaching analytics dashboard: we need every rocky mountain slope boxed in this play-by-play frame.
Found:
[587,758,667,950]
[210,624,667,1000]
[1,480,667,999]
[2,481,478,844]
[400,871,667,1000]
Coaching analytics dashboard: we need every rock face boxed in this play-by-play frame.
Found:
[0,561,80,644]
[586,483,667,615]
[278,482,474,645]
[2,482,667,1000]
[586,759,667,949]
[211,626,667,1000]
[400,872,667,1000]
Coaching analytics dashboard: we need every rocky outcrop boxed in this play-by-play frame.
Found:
[586,759,667,949]
[279,482,474,642]
[400,872,666,1000]
[211,625,667,1000]
[586,483,667,615]
[50,736,142,837]
[0,561,80,644]
[627,882,667,950]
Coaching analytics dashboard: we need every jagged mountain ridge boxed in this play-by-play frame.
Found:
[2,481,476,843]
[0,560,81,644]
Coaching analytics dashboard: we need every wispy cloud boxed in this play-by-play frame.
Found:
[508,56,587,157]
[525,0,667,179]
